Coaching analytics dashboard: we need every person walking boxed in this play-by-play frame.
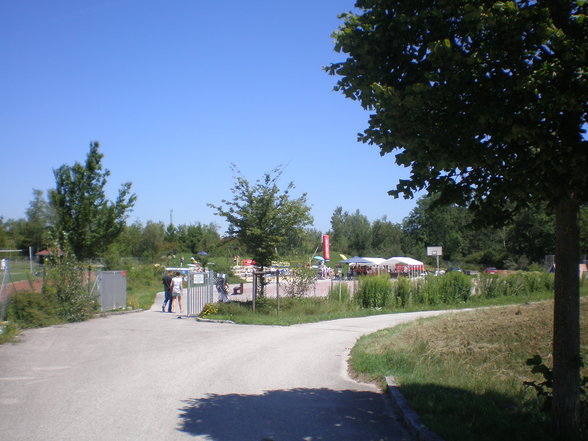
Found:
[162,270,173,312]
[171,271,184,314]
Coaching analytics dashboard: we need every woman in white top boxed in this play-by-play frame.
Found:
[171,272,184,313]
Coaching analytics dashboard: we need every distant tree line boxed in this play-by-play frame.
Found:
[2,185,585,269]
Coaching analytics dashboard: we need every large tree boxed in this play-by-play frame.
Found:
[209,165,313,270]
[329,207,373,256]
[50,142,136,260]
[370,216,403,257]
[328,1,587,439]
[24,189,52,251]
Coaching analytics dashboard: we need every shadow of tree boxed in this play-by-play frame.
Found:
[397,383,551,441]
[178,388,409,441]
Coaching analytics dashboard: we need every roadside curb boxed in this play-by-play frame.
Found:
[385,376,445,441]
[96,308,144,317]
[195,317,235,324]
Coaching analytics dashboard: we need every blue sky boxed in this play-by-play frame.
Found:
[0,0,422,234]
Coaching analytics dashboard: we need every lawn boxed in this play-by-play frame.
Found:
[349,298,588,441]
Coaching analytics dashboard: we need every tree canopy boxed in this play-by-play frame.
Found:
[328,1,587,438]
[209,165,313,268]
[49,142,136,260]
[328,0,587,217]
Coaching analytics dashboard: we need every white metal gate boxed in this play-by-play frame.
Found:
[185,269,216,316]
[96,271,127,311]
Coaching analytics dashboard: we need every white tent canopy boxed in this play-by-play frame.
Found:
[340,256,386,265]
[380,257,424,267]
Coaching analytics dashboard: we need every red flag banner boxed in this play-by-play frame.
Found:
[322,235,330,261]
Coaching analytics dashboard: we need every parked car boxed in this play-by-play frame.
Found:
[484,267,498,274]
[446,267,462,273]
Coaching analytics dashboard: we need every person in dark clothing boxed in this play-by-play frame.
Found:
[162,271,173,312]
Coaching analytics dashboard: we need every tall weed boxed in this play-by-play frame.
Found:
[477,274,507,298]
[439,272,471,303]
[355,274,393,308]
[395,277,413,307]
[328,282,351,302]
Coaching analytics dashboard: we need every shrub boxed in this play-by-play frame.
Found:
[43,249,99,322]
[355,274,393,308]
[282,267,316,298]
[200,303,219,318]
[0,322,20,344]
[6,291,63,328]
[394,277,413,307]
[477,273,507,298]
[477,271,554,299]
[439,271,472,303]
[414,275,443,305]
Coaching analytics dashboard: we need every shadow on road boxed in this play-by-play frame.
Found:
[177,388,408,441]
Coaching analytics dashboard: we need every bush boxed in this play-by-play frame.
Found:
[43,249,99,322]
[283,267,317,298]
[6,291,63,328]
[477,273,507,298]
[200,302,219,318]
[0,322,20,344]
[477,271,554,299]
[355,274,393,308]
[439,271,472,303]
[413,275,443,305]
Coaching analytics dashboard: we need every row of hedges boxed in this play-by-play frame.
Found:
[354,271,556,309]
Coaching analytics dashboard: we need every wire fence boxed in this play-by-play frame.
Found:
[0,258,100,321]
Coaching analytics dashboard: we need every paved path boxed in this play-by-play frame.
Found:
[0,294,447,441]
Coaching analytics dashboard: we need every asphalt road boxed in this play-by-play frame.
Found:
[0,293,447,441]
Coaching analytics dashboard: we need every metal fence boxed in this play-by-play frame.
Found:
[185,269,216,316]
[93,271,127,311]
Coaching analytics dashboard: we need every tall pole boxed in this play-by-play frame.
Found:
[29,247,34,274]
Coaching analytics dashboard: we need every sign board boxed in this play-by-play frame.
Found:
[427,246,443,256]
[192,273,205,284]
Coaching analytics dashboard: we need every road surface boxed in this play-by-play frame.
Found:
[0,293,446,441]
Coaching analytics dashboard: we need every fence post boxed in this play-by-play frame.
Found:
[276,270,280,314]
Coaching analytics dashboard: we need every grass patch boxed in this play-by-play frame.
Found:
[213,296,378,325]
[350,299,588,441]
[209,288,557,326]
[0,322,21,344]
[5,291,64,328]
[124,264,161,310]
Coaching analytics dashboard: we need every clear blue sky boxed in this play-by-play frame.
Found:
[0,0,422,234]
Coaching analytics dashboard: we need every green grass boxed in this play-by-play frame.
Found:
[349,299,588,441]
[210,288,557,326]
[124,264,161,310]
[213,297,374,325]
[1,259,38,282]
[0,322,21,344]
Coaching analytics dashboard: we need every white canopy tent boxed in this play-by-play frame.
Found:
[380,256,425,277]
[340,256,386,265]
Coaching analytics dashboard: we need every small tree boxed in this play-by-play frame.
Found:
[283,266,317,298]
[43,241,98,322]
[209,165,313,293]
[50,142,136,260]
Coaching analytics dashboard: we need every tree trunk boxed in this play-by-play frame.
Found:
[552,198,581,441]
